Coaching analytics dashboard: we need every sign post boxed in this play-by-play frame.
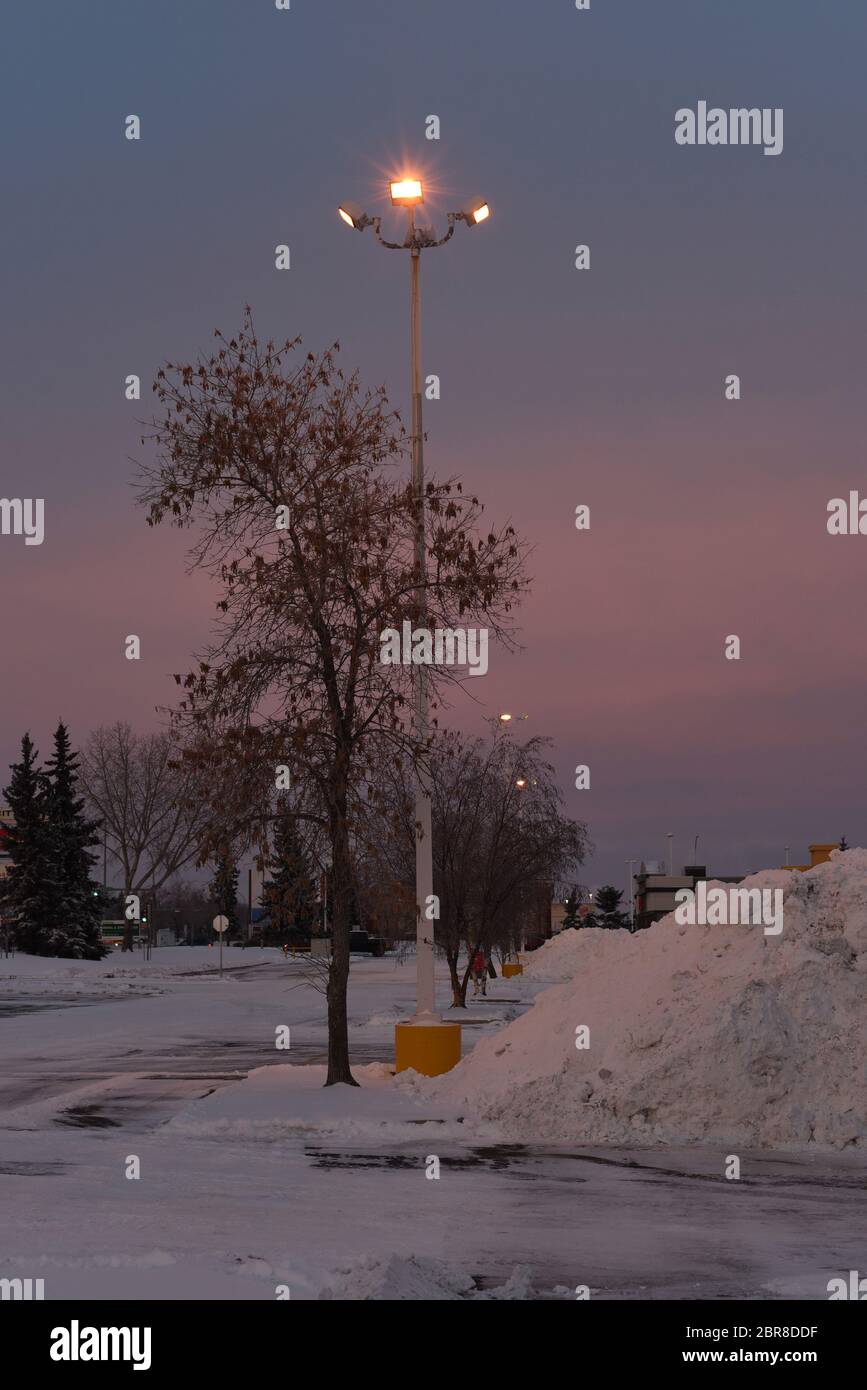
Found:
[212,914,229,978]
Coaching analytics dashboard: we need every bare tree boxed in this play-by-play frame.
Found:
[364,730,590,1006]
[80,723,209,944]
[135,314,528,1084]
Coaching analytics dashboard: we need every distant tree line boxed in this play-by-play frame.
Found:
[0,716,328,959]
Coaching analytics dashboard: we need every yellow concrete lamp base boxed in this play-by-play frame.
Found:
[395,1020,462,1076]
[502,962,524,978]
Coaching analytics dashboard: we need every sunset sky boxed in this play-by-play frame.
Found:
[3,0,865,888]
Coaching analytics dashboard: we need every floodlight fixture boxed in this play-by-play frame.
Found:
[337,201,375,230]
[390,178,424,206]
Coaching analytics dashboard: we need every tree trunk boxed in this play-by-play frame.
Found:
[446,947,464,1008]
[325,786,358,1087]
[459,958,473,1007]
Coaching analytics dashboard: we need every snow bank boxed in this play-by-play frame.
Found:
[318,1254,532,1300]
[0,945,284,995]
[428,852,867,1149]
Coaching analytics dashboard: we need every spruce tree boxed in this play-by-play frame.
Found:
[592,885,630,930]
[210,848,240,938]
[561,887,581,931]
[0,734,51,953]
[43,723,105,959]
[262,804,318,941]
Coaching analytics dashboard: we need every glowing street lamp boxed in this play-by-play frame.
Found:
[337,173,492,1071]
[460,198,490,226]
[390,178,424,206]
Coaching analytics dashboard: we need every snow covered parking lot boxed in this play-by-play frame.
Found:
[1,939,864,1301]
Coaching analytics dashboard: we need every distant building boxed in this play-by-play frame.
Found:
[550,901,567,933]
[632,862,743,933]
[781,843,839,872]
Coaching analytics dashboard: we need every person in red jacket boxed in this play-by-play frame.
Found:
[470,946,487,998]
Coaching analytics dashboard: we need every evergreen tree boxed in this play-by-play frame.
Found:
[262,804,318,940]
[43,723,105,959]
[590,885,630,930]
[210,848,240,937]
[0,734,51,952]
[562,887,581,931]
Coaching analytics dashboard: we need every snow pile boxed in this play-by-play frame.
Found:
[428,852,867,1149]
[318,1254,532,1300]
[522,931,597,983]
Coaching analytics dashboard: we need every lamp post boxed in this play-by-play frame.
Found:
[338,178,491,1072]
[625,858,636,927]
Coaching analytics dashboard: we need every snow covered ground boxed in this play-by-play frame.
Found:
[1,911,864,1300]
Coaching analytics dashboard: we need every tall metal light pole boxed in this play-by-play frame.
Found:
[408,206,434,1019]
[625,859,636,925]
[338,180,491,1069]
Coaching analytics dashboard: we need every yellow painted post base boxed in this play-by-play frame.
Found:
[395,1021,462,1076]
[502,962,524,978]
